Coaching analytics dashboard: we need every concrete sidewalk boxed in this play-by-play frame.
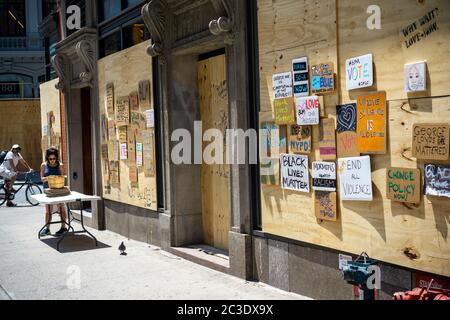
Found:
[0,204,310,300]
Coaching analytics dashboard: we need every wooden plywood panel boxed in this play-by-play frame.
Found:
[338,0,450,102]
[198,54,230,251]
[39,79,62,160]
[97,40,157,210]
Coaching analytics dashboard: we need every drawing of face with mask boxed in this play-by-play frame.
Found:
[405,63,425,92]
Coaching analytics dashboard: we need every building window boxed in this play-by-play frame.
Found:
[0,0,26,37]
[0,73,34,99]
[99,31,121,58]
[123,20,150,50]
[99,0,144,23]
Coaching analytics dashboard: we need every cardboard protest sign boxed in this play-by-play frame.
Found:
[289,125,311,154]
[424,164,450,198]
[296,96,320,125]
[386,167,421,204]
[127,127,136,163]
[280,154,309,193]
[345,54,373,90]
[338,155,373,201]
[336,103,359,158]
[319,118,336,160]
[109,161,120,185]
[274,98,296,125]
[106,83,114,116]
[311,62,334,94]
[142,129,156,177]
[312,161,336,192]
[130,91,139,111]
[292,57,309,97]
[272,72,293,100]
[116,96,130,127]
[314,191,337,221]
[412,124,450,160]
[118,126,127,144]
[129,165,138,187]
[357,92,386,154]
[260,158,280,185]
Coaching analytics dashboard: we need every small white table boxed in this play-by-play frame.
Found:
[31,191,101,251]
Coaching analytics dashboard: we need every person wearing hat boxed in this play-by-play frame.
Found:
[0,144,33,207]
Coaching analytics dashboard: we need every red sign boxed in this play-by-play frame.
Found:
[415,274,449,290]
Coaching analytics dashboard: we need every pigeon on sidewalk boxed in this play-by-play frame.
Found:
[118,241,127,255]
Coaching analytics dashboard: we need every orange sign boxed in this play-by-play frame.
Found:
[357,92,386,153]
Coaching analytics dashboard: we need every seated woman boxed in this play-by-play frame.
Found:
[39,148,68,236]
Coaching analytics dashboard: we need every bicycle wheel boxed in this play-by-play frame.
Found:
[0,185,7,206]
[26,184,42,206]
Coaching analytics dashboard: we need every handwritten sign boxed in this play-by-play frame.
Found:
[130,91,139,111]
[315,191,337,221]
[312,161,336,192]
[118,126,127,144]
[131,111,146,131]
[139,80,151,108]
[142,129,155,177]
[289,125,311,154]
[412,124,450,160]
[357,92,386,154]
[274,98,296,124]
[272,72,293,100]
[311,62,334,94]
[146,109,155,128]
[116,96,130,127]
[404,62,426,92]
[260,158,280,185]
[280,154,309,193]
[296,96,319,125]
[292,57,309,97]
[109,161,120,185]
[338,156,373,201]
[129,165,138,186]
[127,127,136,163]
[424,164,450,198]
[120,143,128,160]
[337,103,359,158]
[106,83,114,116]
[319,118,336,160]
[345,54,373,90]
[136,142,143,167]
[260,122,287,158]
[386,167,421,204]
[401,8,439,49]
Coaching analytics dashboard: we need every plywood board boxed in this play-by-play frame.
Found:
[116,96,130,127]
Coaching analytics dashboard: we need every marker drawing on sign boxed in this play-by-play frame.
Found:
[345,54,373,90]
[292,57,309,97]
[312,161,336,192]
[319,118,337,160]
[315,191,337,221]
[274,98,296,125]
[424,164,450,198]
[404,62,426,93]
[311,62,335,94]
[386,167,421,204]
[280,154,310,193]
[338,155,373,201]
[357,92,386,154]
[336,103,359,158]
[272,72,293,100]
[296,96,320,125]
[412,124,450,160]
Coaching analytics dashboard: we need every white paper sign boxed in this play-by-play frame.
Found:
[280,154,309,192]
[296,96,320,125]
[292,57,309,97]
[339,254,353,270]
[120,143,128,160]
[338,155,373,201]
[272,72,293,100]
[146,109,154,128]
[404,61,426,92]
[312,161,336,192]
[345,54,373,90]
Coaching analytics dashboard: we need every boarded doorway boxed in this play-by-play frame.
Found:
[198,53,230,251]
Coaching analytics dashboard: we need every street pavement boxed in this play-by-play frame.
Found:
[0,202,310,300]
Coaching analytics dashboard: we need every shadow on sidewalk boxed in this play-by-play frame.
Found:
[40,235,111,253]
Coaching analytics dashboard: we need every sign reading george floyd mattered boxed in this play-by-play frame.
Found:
[280,154,309,193]
[312,161,336,192]
[338,155,373,201]
[357,92,386,154]
[386,167,421,204]
[424,164,450,198]
[412,124,450,160]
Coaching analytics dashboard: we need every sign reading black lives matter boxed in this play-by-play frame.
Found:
[312,161,336,192]
[280,154,309,193]
[424,164,450,198]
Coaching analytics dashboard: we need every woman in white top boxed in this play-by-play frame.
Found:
[0,144,33,206]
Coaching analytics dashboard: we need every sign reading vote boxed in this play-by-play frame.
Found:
[296,96,320,125]
[424,164,450,198]
[345,54,373,90]
[412,124,450,160]
[338,155,373,201]
[272,72,293,100]
[386,167,421,204]
[280,154,309,193]
[312,161,336,192]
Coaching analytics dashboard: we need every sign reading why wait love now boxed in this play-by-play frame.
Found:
[386,167,421,204]
[312,161,336,192]
[424,164,450,198]
[280,154,309,192]
[412,124,450,160]
[272,72,293,100]
[338,155,372,201]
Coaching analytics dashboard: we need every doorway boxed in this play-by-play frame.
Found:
[197,52,230,251]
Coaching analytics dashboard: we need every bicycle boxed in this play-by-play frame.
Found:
[0,171,42,206]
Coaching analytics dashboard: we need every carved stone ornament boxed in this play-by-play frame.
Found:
[142,0,169,64]
[209,0,234,36]
[75,39,96,87]
[51,53,67,91]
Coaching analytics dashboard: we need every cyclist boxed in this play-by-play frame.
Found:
[0,144,34,207]
[39,147,68,236]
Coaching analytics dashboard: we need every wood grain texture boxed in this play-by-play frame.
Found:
[97,40,157,210]
[258,0,450,276]
[198,54,230,251]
